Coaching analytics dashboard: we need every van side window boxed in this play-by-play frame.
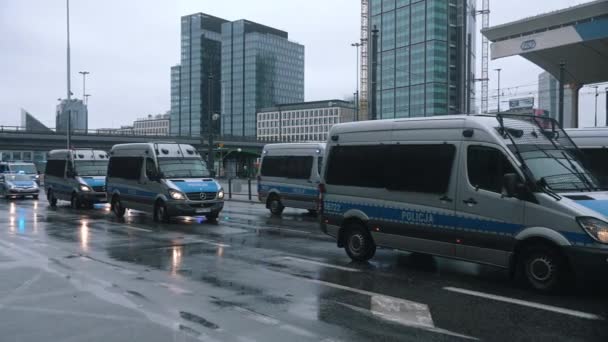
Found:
[326,146,386,188]
[386,144,456,194]
[145,158,157,179]
[579,148,608,186]
[261,156,287,177]
[261,156,313,179]
[108,157,143,180]
[45,160,66,177]
[287,156,313,179]
[467,146,516,193]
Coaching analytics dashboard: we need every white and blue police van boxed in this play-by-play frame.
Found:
[320,114,608,292]
[258,143,325,215]
[0,172,39,199]
[0,161,40,184]
[44,149,109,208]
[106,143,224,222]
[566,127,608,186]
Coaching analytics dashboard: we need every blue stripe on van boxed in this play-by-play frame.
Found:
[171,180,219,193]
[259,184,318,197]
[323,200,595,245]
[107,185,157,198]
[324,200,523,234]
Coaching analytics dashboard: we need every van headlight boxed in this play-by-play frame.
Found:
[79,184,92,192]
[577,217,608,244]
[218,189,224,199]
[169,189,186,200]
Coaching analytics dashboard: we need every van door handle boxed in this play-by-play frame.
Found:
[439,196,453,203]
[463,198,478,206]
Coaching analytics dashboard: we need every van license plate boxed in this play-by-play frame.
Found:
[196,208,211,214]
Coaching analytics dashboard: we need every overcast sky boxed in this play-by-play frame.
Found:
[0,0,605,129]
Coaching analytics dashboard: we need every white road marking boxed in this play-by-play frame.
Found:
[192,239,231,248]
[281,256,360,272]
[306,278,477,340]
[444,287,603,321]
[123,226,153,233]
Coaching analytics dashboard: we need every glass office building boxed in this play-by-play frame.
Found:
[221,20,304,138]
[170,13,227,137]
[368,0,476,118]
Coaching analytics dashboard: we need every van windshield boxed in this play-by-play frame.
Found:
[158,158,210,178]
[9,164,37,174]
[75,160,109,176]
[514,146,601,192]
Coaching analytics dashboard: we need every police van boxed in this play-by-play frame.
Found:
[106,143,224,222]
[44,149,109,208]
[0,161,40,184]
[258,143,325,215]
[566,128,608,186]
[320,114,608,291]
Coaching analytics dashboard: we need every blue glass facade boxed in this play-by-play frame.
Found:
[221,20,304,138]
[369,0,476,119]
[170,13,227,137]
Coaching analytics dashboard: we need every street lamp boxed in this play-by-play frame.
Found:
[79,71,89,102]
[351,42,362,121]
[65,0,72,149]
[494,68,502,113]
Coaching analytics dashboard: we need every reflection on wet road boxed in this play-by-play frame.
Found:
[0,198,607,341]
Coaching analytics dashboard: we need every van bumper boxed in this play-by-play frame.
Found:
[166,200,224,217]
[564,246,608,281]
[79,191,107,203]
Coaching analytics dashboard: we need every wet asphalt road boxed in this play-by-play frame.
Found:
[1,197,607,342]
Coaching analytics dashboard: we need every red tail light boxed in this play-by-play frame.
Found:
[318,183,326,194]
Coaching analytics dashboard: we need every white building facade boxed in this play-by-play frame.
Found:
[257,100,355,142]
[133,113,170,136]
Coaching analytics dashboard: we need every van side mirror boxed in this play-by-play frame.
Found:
[503,173,523,198]
[66,170,76,178]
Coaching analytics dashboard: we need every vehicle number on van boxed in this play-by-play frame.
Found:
[324,202,342,212]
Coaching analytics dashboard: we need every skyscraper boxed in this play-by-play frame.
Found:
[221,20,304,138]
[56,99,87,132]
[367,0,476,119]
[170,13,227,137]
[538,71,576,127]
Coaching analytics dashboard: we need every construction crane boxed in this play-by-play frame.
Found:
[476,0,491,113]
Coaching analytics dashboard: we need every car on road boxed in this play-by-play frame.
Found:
[258,143,325,215]
[0,173,39,199]
[0,161,40,185]
[106,142,224,222]
[320,114,608,292]
[44,149,109,208]
[566,127,608,186]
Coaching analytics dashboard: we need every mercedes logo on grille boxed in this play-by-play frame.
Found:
[200,192,207,200]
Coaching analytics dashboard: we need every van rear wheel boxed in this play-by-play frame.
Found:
[268,196,284,216]
[112,196,126,218]
[344,224,376,262]
[519,244,569,293]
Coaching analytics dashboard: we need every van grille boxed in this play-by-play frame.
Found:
[92,186,105,192]
[186,192,216,201]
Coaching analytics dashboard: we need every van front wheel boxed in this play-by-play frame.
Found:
[344,224,376,262]
[112,196,126,218]
[47,190,57,207]
[519,244,569,293]
[153,201,170,223]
